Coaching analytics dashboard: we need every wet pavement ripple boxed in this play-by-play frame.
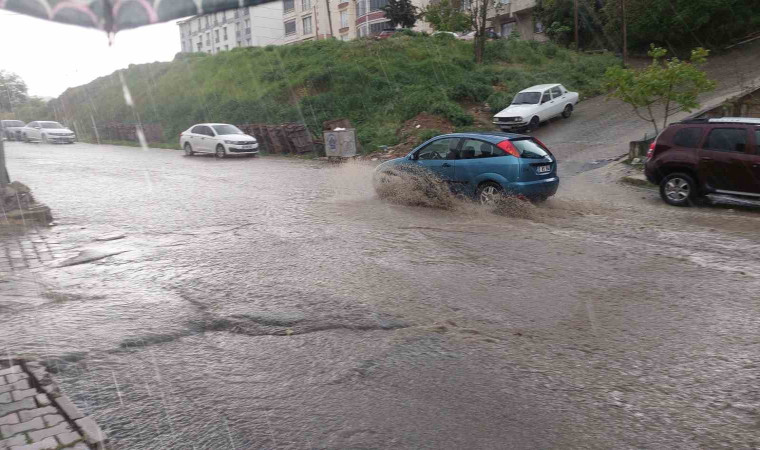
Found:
[2,142,760,449]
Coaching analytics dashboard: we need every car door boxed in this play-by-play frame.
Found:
[198,126,214,152]
[27,122,40,140]
[538,90,553,121]
[189,125,204,151]
[453,138,516,196]
[698,126,758,194]
[549,86,565,117]
[412,137,460,182]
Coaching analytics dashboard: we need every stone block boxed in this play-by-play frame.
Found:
[75,417,106,445]
[33,395,49,408]
[0,416,44,437]
[0,375,6,386]
[0,380,30,394]
[0,393,10,404]
[28,421,72,442]
[18,407,56,423]
[11,389,36,402]
[4,374,28,384]
[55,430,82,446]
[0,434,25,448]
[0,398,35,417]
[8,436,57,450]
[0,412,19,425]
[69,443,89,450]
[53,396,83,420]
[41,414,64,428]
[0,365,24,375]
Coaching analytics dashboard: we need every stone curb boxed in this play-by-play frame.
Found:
[620,174,655,189]
[12,359,109,450]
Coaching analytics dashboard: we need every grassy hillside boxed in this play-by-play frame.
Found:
[50,34,620,152]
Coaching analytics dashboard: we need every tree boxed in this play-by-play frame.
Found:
[421,0,471,33]
[604,45,716,135]
[465,0,504,63]
[380,0,419,29]
[535,0,606,49]
[0,71,29,113]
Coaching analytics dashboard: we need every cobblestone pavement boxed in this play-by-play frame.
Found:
[0,362,102,449]
[0,227,72,278]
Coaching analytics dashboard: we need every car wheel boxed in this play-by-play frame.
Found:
[660,173,697,207]
[562,105,573,119]
[477,181,504,205]
[215,145,226,159]
[184,143,194,156]
[528,116,540,132]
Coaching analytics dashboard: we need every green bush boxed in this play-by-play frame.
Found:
[430,102,474,126]
[486,92,513,113]
[416,128,443,144]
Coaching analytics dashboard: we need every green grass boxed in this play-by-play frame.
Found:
[51,36,619,153]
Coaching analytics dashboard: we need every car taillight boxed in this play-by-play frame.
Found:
[497,140,521,158]
[646,140,656,160]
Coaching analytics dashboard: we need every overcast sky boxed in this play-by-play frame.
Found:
[0,12,184,98]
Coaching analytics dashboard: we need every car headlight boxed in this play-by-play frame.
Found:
[516,117,523,122]
[224,140,234,144]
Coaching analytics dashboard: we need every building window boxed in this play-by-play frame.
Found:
[302,0,311,10]
[234,9,239,18]
[215,29,220,43]
[225,44,229,51]
[197,41,202,51]
[243,7,249,15]
[223,26,228,40]
[340,10,348,28]
[369,20,392,34]
[302,16,312,34]
[284,0,295,12]
[245,19,250,28]
[246,27,251,35]
[285,19,297,35]
[340,34,348,41]
[358,0,388,16]
[205,32,210,45]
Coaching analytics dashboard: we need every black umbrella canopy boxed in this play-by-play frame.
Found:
[0,0,272,32]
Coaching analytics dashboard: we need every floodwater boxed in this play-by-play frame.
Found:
[2,141,760,449]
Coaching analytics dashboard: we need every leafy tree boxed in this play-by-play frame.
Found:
[0,71,29,113]
[421,0,471,33]
[466,0,505,63]
[535,0,606,49]
[380,0,419,29]
[602,0,760,51]
[604,45,716,135]
[545,21,572,46]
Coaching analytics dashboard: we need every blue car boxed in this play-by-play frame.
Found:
[375,132,560,203]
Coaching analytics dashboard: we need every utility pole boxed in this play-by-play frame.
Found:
[0,138,8,186]
[325,0,334,37]
[621,0,628,66]
[574,0,579,50]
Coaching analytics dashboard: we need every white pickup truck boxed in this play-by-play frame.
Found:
[493,84,579,132]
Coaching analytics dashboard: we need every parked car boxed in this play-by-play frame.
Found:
[458,30,500,40]
[644,117,760,206]
[20,121,76,143]
[180,123,259,158]
[432,31,458,38]
[375,132,559,203]
[1,120,26,141]
[493,84,579,132]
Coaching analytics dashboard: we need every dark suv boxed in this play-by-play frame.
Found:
[644,118,760,206]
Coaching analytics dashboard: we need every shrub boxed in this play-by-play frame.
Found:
[430,102,474,126]
[486,92,513,113]
[416,128,442,144]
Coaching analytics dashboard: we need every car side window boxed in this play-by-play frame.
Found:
[541,92,551,103]
[460,139,503,159]
[755,129,760,154]
[417,138,459,160]
[29,122,37,128]
[673,127,703,148]
[191,126,204,134]
[550,86,562,98]
[205,126,216,137]
[703,128,748,153]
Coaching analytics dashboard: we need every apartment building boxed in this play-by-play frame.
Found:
[178,2,285,54]
[487,0,547,41]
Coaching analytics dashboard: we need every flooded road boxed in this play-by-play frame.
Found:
[2,141,760,449]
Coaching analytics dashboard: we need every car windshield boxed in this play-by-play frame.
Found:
[511,138,551,159]
[511,92,541,105]
[40,122,64,129]
[212,124,243,135]
[3,121,24,127]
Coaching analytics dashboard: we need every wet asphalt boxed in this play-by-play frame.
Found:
[2,137,760,449]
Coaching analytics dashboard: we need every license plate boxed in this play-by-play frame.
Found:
[241,145,254,149]
[537,165,551,174]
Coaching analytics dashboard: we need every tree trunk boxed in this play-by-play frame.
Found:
[475,36,485,63]
[0,139,9,186]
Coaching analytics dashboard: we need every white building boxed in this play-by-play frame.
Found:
[178,3,285,54]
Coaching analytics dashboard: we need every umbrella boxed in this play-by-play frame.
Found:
[0,0,273,32]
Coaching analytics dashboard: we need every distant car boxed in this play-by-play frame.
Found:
[180,123,259,158]
[20,121,76,143]
[1,120,26,141]
[375,132,559,203]
[493,84,579,132]
[376,29,401,40]
[458,30,500,41]
[644,117,760,206]
[432,31,458,38]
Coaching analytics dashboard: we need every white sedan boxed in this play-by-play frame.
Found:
[180,123,259,158]
[493,84,579,131]
[20,121,76,143]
